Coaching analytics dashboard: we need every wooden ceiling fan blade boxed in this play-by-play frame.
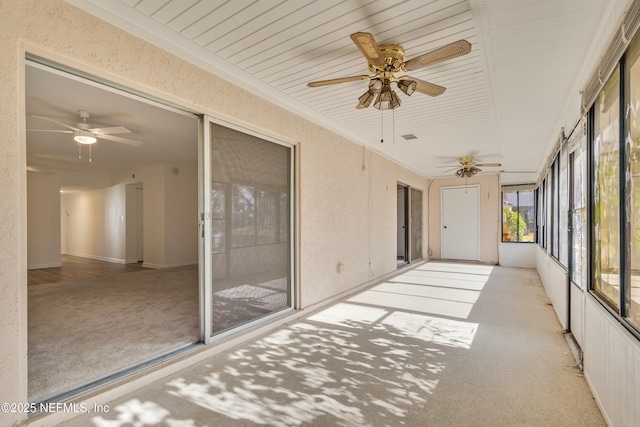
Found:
[350,32,386,67]
[98,133,143,147]
[32,115,79,132]
[404,40,471,71]
[90,126,131,135]
[440,167,459,173]
[409,77,446,96]
[307,75,370,87]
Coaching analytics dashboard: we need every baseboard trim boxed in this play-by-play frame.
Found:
[28,262,62,270]
[63,252,126,264]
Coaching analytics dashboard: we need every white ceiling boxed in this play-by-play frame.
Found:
[31,0,613,184]
[25,63,199,190]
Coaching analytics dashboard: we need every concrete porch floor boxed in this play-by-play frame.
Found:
[59,261,605,427]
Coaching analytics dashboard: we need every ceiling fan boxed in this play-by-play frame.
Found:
[28,110,143,147]
[440,156,502,178]
[307,32,471,110]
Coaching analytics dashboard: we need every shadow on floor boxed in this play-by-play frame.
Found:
[61,262,605,427]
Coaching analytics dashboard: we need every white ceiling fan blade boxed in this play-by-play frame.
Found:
[27,129,73,133]
[90,126,132,135]
[97,133,143,147]
[32,115,79,132]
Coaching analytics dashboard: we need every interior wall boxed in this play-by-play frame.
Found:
[498,242,536,268]
[63,184,127,263]
[427,174,500,264]
[125,183,141,264]
[0,2,434,417]
[164,164,198,268]
[114,162,198,268]
[535,245,568,330]
[27,171,61,269]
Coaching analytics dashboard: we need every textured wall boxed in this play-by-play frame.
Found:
[0,0,428,421]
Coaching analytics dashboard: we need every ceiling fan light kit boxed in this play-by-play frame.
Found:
[307,32,472,110]
[442,156,503,178]
[74,130,97,144]
[397,78,417,96]
[374,81,402,110]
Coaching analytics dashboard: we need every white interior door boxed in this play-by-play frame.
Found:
[441,185,479,261]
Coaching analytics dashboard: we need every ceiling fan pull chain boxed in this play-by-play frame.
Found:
[393,108,396,144]
[78,143,81,160]
[89,144,92,163]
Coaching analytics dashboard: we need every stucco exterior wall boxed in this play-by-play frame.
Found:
[0,1,429,422]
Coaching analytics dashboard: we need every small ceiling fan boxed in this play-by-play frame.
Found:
[307,32,471,110]
[439,156,502,178]
[28,110,143,147]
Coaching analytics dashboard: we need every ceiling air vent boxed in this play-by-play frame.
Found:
[401,134,417,140]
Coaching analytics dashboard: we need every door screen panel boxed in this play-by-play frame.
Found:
[210,123,292,334]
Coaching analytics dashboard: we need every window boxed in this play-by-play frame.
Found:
[550,155,560,258]
[625,32,640,329]
[502,188,535,242]
[569,128,587,288]
[559,143,569,267]
[537,179,547,249]
[592,65,621,310]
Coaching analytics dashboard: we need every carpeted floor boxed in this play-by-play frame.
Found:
[61,262,606,427]
[28,265,200,402]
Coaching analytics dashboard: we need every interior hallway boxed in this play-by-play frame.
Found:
[59,262,605,427]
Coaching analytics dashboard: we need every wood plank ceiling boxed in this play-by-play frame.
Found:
[67,0,614,183]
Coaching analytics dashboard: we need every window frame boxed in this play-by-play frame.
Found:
[501,187,536,243]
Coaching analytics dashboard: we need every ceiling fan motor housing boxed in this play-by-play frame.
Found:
[369,45,406,73]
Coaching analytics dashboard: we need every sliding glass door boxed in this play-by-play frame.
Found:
[203,117,295,338]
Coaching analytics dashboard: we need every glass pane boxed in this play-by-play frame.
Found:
[552,159,560,257]
[626,33,640,328]
[518,191,535,242]
[570,139,588,288]
[559,145,569,266]
[545,177,552,249]
[502,190,534,242]
[593,66,620,309]
[211,123,292,334]
[410,188,423,261]
[502,192,520,241]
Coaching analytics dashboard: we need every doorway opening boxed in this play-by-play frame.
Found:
[26,59,200,403]
[397,183,409,266]
[397,183,424,267]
